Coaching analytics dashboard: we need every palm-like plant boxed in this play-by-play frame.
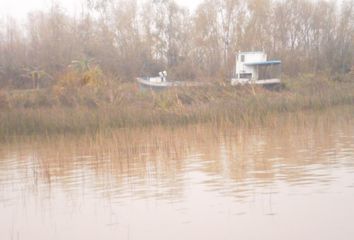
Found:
[68,58,103,88]
[69,58,95,73]
[22,67,52,89]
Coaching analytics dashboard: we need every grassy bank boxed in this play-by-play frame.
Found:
[0,74,353,138]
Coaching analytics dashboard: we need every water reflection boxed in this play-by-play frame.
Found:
[1,108,354,240]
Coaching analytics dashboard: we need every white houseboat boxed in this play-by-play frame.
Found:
[231,51,281,86]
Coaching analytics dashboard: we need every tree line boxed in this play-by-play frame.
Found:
[0,0,353,89]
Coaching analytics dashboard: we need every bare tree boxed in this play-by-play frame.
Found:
[0,0,353,87]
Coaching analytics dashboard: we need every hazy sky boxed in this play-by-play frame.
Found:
[0,0,202,20]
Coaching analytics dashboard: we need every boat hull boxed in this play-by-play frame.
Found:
[136,77,205,90]
[231,78,281,86]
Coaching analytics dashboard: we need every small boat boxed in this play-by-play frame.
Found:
[136,71,205,90]
[136,77,182,89]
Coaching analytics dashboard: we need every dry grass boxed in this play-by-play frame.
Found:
[0,74,353,139]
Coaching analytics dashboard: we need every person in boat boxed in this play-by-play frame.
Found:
[158,71,167,82]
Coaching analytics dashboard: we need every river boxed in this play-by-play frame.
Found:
[1,107,354,240]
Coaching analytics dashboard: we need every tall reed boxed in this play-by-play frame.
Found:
[1,76,353,138]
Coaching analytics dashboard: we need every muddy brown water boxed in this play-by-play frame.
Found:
[1,107,354,240]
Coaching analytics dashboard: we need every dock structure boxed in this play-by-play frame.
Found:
[231,51,281,86]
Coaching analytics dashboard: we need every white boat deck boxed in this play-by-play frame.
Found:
[231,78,281,86]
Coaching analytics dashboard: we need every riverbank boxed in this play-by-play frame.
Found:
[0,74,353,138]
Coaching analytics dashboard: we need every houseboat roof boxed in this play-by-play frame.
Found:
[238,51,265,55]
[244,60,281,66]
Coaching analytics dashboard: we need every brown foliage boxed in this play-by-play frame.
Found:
[0,0,353,88]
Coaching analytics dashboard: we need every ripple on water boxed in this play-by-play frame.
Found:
[1,108,354,240]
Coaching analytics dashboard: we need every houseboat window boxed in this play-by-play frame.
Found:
[240,73,252,79]
[240,55,245,62]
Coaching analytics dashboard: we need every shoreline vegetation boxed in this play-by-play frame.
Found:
[1,73,353,139]
[0,0,353,139]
